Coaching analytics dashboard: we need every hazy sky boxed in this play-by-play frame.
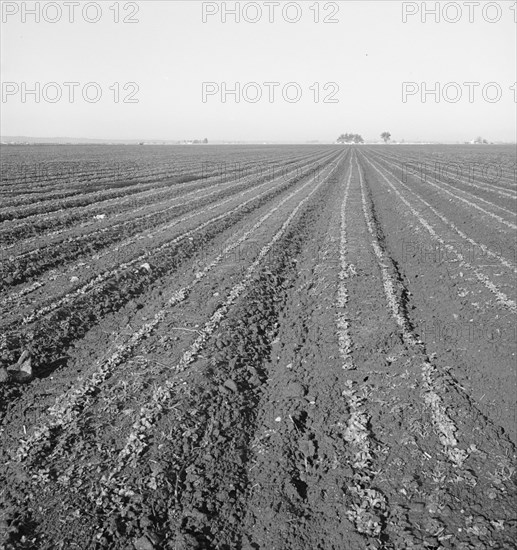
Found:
[1,1,516,142]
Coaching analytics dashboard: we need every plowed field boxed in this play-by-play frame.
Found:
[1,144,516,549]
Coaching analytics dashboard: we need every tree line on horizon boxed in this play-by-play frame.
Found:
[337,132,392,144]
[336,133,364,144]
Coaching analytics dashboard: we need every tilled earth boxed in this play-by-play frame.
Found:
[0,145,516,549]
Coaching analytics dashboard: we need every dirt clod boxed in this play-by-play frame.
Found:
[7,352,33,383]
[285,381,305,397]
[223,379,238,392]
[0,367,9,384]
[133,535,154,550]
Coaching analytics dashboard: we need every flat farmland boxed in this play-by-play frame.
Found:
[0,144,516,549]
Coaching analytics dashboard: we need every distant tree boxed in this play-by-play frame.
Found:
[381,132,391,143]
[337,133,364,144]
[203,138,208,144]
[471,136,489,144]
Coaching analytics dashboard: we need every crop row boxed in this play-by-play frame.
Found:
[0,153,329,290]
[0,152,341,386]
[0,152,320,246]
